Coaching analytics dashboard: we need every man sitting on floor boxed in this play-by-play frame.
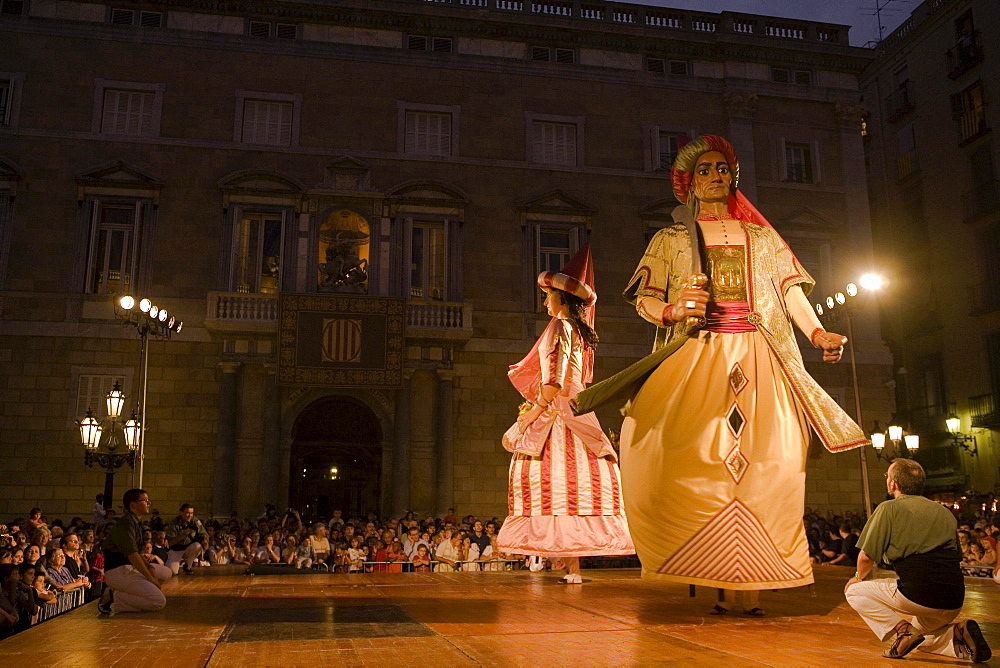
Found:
[98,489,172,614]
[844,459,991,662]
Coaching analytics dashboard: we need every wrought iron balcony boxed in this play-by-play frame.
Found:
[947,31,984,79]
[885,81,915,123]
[970,392,1000,429]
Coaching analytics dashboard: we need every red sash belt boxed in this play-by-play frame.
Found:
[704,301,756,333]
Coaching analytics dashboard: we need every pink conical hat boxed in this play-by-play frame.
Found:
[537,242,596,305]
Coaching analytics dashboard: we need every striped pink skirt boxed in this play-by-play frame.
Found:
[497,421,634,557]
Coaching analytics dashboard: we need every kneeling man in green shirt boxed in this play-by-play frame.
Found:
[845,458,990,661]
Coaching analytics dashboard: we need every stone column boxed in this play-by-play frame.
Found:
[409,369,437,514]
[434,369,455,516]
[724,90,759,202]
[379,439,394,518]
[212,362,240,516]
[392,370,412,516]
[259,364,281,508]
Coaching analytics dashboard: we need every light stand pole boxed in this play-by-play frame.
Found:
[815,275,885,517]
[112,295,183,488]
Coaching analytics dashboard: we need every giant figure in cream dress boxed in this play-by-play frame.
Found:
[617,136,866,612]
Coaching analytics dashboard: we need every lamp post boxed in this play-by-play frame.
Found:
[945,414,978,456]
[870,422,920,461]
[112,294,183,488]
[815,274,884,516]
[78,381,142,509]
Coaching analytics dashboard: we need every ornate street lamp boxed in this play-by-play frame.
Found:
[945,414,978,456]
[870,421,919,461]
[77,381,141,510]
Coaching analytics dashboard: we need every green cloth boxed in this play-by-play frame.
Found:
[856,494,958,564]
[103,510,143,558]
[572,335,688,416]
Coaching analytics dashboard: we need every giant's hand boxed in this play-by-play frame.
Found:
[669,284,710,323]
[813,331,847,363]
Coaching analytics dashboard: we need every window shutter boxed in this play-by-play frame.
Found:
[777,137,787,181]
[811,140,822,184]
[432,37,453,53]
[76,374,126,421]
[277,102,292,145]
[555,48,575,64]
[794,70,812,86]
[110,8,134,25]
[446,219,463,302]
[669,60,689,76]
[407,35,428,50]
[249,21,271,38]
[531,46,550,61]
[275,23,297,40]
[646,57,665,73]
[949,93,965,119]
[0,0,25,15]
[771,67,790,83]
[138,11,162,27]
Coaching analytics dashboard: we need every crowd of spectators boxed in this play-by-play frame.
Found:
[805,506,1000,579]
[0,502,528,637]
[3,499,997,638]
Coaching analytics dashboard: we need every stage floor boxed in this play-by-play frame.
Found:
[1,566,997,666]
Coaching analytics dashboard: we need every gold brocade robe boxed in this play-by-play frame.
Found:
[624,221,866,453]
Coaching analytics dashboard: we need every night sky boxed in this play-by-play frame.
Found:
[620,0,915,47]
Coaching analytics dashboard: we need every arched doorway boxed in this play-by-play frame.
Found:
[289,396,382,519]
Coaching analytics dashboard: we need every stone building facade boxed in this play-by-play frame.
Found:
[0,0,891,521]
[860,0,1000,501]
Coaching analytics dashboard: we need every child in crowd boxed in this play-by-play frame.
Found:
[140,541,165,566]
[333,542,351,574]
[411,544,431,573]
[347,537,364,573]
[296,535,315,569]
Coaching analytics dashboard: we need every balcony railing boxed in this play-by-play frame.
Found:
[962,179,1000,222]
[970,392,1000,428]
[388,0,849,44]
[970,280,1000,315]
[204,291,473,338]
[406,299,474,339]
[957,105,990,145]
[885,81,914,122]
[947,31,984,79]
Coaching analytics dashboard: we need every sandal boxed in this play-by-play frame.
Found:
[709,604,728,615]
[743,607,766,617]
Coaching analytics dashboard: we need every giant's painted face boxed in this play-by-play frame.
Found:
[691,150,732,203]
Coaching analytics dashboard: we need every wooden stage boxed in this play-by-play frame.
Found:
[1,566,997,666]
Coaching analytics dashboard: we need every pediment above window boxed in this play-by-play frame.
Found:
[388,179,469,208]
[324,157,373,192]
[75,160,163,202]
[218,170,306,209]
[518,190,595,215]
[518,190,594,225]
[774,207,840,234]
[639,198,682,223]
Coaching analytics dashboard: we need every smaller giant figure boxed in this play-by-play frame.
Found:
[496,244,634,583]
